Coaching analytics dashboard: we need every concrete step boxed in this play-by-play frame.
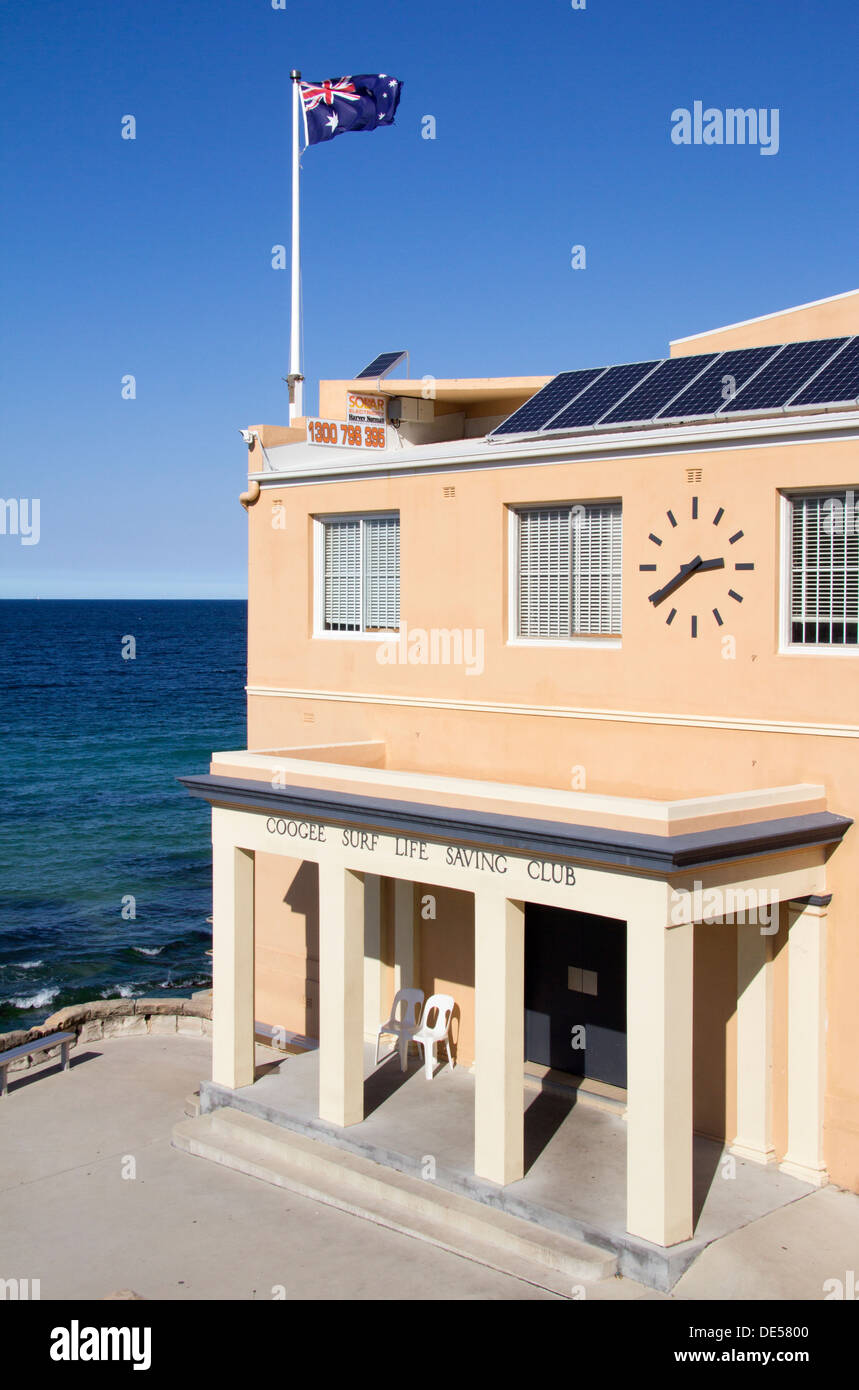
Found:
[173,1107,617,1296]
[183,1092,201,1118]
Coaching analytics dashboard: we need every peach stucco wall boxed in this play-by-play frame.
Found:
[417,884,475,1066]
[254,852,319,1038]
[671,289,859,356]
[245,428,858,1185]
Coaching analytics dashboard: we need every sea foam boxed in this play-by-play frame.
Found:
[9,987,59,1009]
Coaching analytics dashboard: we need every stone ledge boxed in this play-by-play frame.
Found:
[0,996,213,1074]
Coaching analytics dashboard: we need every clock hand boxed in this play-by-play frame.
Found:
[648,555,703,607]
[697,557,725,573]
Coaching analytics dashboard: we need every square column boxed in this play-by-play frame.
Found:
[393,879,417,993]
[212,844,255,1090]
[318,866,365,1128]
[363,874,385,1040]
[731,923,775,1164]
[780,896,829,1186]
[474,892,525,1186]
[626,913,694,1247]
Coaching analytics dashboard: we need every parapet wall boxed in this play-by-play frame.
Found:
[0,996,212,1076]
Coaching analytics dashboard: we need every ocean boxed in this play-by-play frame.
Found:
[0,600,247,1031]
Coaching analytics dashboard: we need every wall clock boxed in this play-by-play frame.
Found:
[639,495,755,637]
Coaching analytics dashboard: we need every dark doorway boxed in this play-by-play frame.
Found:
[524,904,627,1088]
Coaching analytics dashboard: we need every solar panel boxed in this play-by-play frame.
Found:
[547,361,661,430]
[655,346,780,419]
[355,351,407,380]
[719,339,848,414]
[788,337,859,407]
[600,354,718,425]
[489,335,859,439]
[491,368,605,436]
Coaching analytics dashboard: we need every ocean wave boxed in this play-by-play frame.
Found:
[8,987,59,1010]
[99,984,144,999]
[157,973,212,991]
[131,946,163,956]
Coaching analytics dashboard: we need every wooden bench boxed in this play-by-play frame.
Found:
[0,1031,76,1096]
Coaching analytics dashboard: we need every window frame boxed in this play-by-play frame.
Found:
[313,510,401,640]
[507,500,623,648]
[778,489,859,658]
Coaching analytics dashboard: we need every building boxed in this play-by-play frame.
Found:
[182,289,858,1280]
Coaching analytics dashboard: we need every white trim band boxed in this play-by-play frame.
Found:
[246,686,859,739]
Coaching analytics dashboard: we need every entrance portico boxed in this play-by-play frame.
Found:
[184,754,849,1252]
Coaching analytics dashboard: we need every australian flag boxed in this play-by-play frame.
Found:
[300,74,403,147]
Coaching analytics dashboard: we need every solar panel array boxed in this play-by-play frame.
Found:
[491,336,859,438]
[497,368,605,434]
[791,337,859,407]
[550,361,658,430]
[355,350,407,380]
[600,353,716,425]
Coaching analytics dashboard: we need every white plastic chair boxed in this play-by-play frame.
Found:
[412,993,455,1080]
[374,988,425,1071]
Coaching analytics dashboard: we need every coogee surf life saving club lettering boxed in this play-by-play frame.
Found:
[266,817,328,840]
[264,818,576,885]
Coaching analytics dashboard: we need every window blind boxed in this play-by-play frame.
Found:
[518,503,622,638]
[322,515,400,632]
[790,491,858,646]
[323,519,361,631]
[364,516,400,630]
[518,508,571,638]
[572,502,623,635]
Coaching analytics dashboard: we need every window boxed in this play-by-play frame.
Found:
[787,491,858,648]
[319,514,400,633]
[515,502,622,639]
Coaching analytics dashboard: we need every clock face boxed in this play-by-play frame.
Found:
[640,495,755,638]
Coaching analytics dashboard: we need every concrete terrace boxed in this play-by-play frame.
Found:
[1,1033,857,1300]
[201,1042,817,1289]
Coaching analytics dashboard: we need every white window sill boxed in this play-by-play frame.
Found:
[314,630,399,642]
[778,643,858,658]
[507,637,622,651]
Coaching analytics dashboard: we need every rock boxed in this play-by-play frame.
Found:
[149,1015,178,1035]
[179,997,212,1019]
[103,1015,148,1038]
[177,1016,204,1036]
[133,999,178,1015]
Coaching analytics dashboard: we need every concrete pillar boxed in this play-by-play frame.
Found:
[318,866,365,1127]
[363,874,385,1040]
[212,843,255,1090]
[731,923,775,1164]
[626,912,694,1247]
[393,879,417,993]
[474,892,525,1186]
[780,896,829,1186]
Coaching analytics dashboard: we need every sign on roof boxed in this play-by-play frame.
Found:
[306,418,388,450]
[346,392,387,424]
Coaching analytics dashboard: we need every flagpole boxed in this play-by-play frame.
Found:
[288,69,304,422]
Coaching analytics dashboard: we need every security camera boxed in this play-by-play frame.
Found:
[239,429,258,445]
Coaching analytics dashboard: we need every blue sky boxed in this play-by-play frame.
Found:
[1,0,856,597]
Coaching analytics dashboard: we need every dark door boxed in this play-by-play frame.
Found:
[524,905,627,1088]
